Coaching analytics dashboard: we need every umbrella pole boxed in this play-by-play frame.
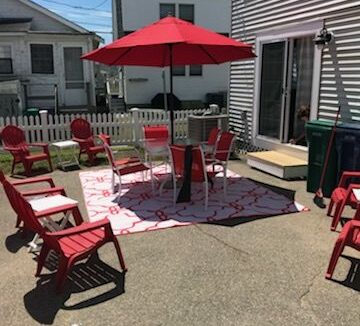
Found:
[169,44,175,144]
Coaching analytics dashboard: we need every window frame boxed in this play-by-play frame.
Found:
[0,44,13,74]
[160,3,176,19]
[173,65,186,76]
[179,4,195,23]
[30,43,54,75]
[189,64,203,76]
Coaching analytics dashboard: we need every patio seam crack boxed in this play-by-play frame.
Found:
[299,271,323,326]
[194,225,249,257]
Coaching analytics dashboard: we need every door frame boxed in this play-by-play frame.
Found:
[59,43,88,107]
[252,21,323,149]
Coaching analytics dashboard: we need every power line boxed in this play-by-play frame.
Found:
[37,0,111,12]
[73,21,111,27]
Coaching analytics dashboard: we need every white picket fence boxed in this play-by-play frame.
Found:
[0,108,206,145]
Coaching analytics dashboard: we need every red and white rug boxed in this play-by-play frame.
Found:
[79,166,307,235]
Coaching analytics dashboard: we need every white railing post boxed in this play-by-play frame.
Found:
[39,110,49,142]
[130,107,140,143]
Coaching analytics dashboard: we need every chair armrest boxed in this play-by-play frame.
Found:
[12,176,56,187]
[30,142,48,148]
[34,203,78,218]
[3,146,23,153]
[338,171,360,187]
[72,137,91,144]
[48,218,111,237]
[21,186,65,197]
[97,133,111,145]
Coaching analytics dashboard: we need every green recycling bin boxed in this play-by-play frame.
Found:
[305,119,339,197]
[24,107,39,117]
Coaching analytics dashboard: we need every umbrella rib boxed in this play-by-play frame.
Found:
[198,45,220,64]
[109,48,133,65]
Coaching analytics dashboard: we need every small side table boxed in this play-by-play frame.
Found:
[52,140,80,171]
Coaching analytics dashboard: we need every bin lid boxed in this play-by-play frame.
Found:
[305,119,339,130]
[336,122,360,131]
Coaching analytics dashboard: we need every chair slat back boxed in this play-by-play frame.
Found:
[11,182,61,250]
[0,125,28,151]
[214,132,235,162]
[99,136,117,173]
[70,118,93,140]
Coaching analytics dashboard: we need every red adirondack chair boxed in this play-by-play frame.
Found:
[205,131,236,197]
[0,169,65,235]
[99,134,149,195]
[325,219,360,280]
[70,118,110,165]
[0,125,52,176]
[10,184,127,292]
[328,171,360,231]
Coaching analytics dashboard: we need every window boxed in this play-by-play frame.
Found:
[31,44,54,74]
[0,45,13,74]
[190,64,202,76]
[160,3,175,19]
[173,65,186,76]
[179,4,194,23]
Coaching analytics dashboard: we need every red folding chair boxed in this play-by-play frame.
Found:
[325,219,360,280]
[0,125,52,176]
[99,135,149,195]
[205,131,236,198]
[328,171,360,231]
[11,185,127,293]
[143,125,170,192]
[70,118,110,165]
[169,145,215,210]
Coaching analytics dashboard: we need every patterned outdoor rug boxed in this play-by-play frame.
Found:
[79,166,308,235]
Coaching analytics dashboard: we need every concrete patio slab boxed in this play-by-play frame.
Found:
[0,159,359,325]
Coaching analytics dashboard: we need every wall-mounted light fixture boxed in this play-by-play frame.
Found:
[313,27,333,49]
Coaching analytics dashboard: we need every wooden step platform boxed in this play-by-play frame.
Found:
[247,151,308,179]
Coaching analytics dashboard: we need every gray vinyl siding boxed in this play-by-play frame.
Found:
[230,0,360,142]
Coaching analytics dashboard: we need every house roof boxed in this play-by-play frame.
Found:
[17,0,99,36]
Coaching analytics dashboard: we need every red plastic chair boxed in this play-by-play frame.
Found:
[328,171,360,231]
[330,183,360,232]
[325,219,360,280]
[11,185,127,292]
[169,145,215,210]
[70,118,110,165]
[0,169,65,235]
[0,125,52,176]
[99,135,149,195]
[205,131,236,197]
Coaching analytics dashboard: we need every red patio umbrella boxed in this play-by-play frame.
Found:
[82,16,255,143]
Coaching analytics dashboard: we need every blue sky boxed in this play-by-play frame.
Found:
[33,0,113,43]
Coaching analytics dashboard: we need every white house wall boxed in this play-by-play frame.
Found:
[121,0,231,106]
[230,0,360,143]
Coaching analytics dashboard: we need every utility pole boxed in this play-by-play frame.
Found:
[112,0,126,111]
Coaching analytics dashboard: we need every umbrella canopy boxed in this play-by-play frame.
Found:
[82,16,255,142]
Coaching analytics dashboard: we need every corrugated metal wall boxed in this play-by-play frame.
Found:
[230,0,360,143]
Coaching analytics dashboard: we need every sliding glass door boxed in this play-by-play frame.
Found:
[258,36,314,145]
